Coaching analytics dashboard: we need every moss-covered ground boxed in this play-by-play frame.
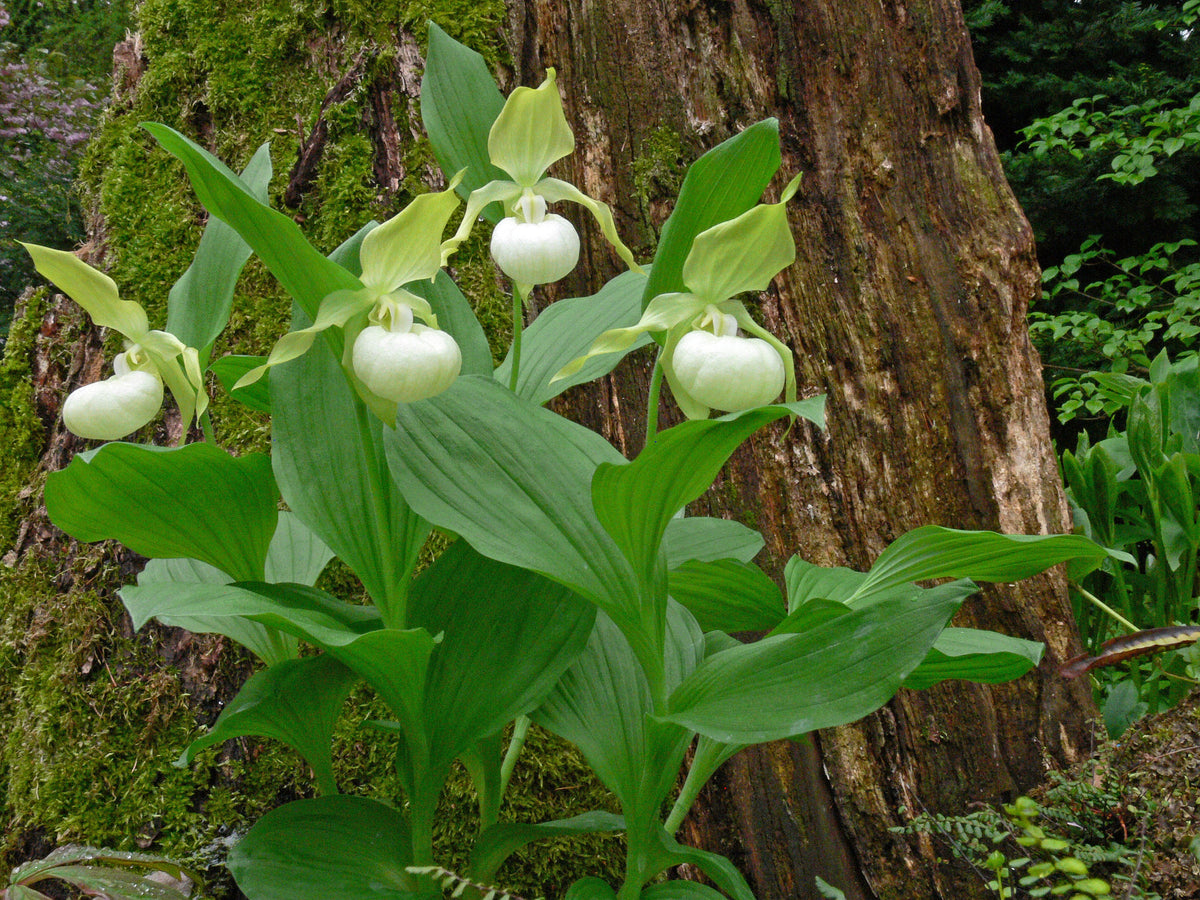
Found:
[1,1,627,895]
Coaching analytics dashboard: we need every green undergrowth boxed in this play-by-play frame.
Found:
[2,0,624,893]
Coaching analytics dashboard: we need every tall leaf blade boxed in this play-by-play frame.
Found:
[902,628,1044,690]
[663,516,764,568]
[641,120,782,307]
[421,23,507,213]
[272,321,429,619]
[592,399,824,582]
[852,526,1123,606]
[145,123,360,320]
[166,141,272,353]
[664,582,974,743]
[45,442,278,582]
[494,270,651,404]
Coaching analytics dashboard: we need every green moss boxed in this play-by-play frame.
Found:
[0,288,49,547]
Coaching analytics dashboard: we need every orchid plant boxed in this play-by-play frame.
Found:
[26,23,1123,900]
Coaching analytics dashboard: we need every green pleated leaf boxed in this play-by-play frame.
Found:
[534,605,702,822]
[272,315,429,622]
[902,628,1044,691]
[16,866,189,900]
[564,878,619,900]
[468,812,625,884]
[386,377,639,614]
[228,796,425,900]
[851,526,1126,607]
[663,516,764,567]
[177,654,357,795]
[669,558,784,633]
[45,442,277,582]
[495,270,651,404]
[167,141,272,354]
[406,270,493,377]
[145,123,360,322]
[421,23,508,215]
[211,354,271,413]
[408,540,594,772]
[262,511,335,585]
[10,847,198,900]
[641,120,782,307]
[664,581,974,743]
[592,399,824,582]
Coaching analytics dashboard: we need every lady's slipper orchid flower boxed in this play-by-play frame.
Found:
[20,242,207,441]
[557,174,801,419]
[440,69,640,288]
[235,177,465,418]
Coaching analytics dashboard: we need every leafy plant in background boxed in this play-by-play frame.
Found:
[1061,351,1200,733]
[22,25,1120,900]
[0,0,116,344]
[2,844,198,900]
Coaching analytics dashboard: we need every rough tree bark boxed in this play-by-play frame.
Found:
[497,1,1095,898]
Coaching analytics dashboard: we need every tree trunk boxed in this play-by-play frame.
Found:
[500,1,1094,897]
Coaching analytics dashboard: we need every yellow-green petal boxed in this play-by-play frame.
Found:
[20,242,149,340]
[535,177,644,274]
[441,180,523,264]
[487,69,575,187]
[359,173,463,293]
[682,173,802,303]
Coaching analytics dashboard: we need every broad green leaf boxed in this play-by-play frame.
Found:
[564,878,619,900]
[20,242,147,337]
[902,627,1044,690]
[210,354,271,413]
[408,540,595,772]
[487,69,574,186]
[136,556,298,665]
[272,315,429,623]
[406,270,493,377]
[45,442,277,582]
[641,825,754,900]
[16,866,190,900]
[468,812,624,883]
[10,847,197,897]
[592,400,825,582]
[784,557,867,611]
[177,654,357,795]
[682,174,801,303]
[851,526,1126,606]
[534,605,702,826]
[145,123,361,321]
[421,23,507,214]
[664,582,974,743]
[167,141,272,353]
[641,884,728,899]
[228,796,424,899]
[669,558,784,633]
[663,516,764,568]
[495,270,651,404]
[263,511,335,585]
[641,120,782,307]
[386,377,640,614]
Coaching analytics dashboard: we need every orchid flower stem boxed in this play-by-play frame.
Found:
[353,397,404,628]
[664,762,705,836]
[644,348,664,450]
[1076,585,1138,634]
[200,410,215,444]
[498,715,531,799]
[509,283,529,393]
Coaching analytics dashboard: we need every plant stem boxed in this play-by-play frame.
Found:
[353,398,404,628]
[644,348,664,450]
[1076,585,1139,634]
[498,715,530,800]
[664,763,704,836]
[200,410,215,444]
[509,283,528,393]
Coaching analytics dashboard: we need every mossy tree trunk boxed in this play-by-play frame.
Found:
[498,1,1094,898]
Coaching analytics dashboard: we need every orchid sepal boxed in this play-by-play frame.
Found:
[487,68,574,188]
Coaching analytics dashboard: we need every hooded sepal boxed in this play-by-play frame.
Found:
[487,69,575,187]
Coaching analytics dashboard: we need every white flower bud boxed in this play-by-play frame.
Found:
[490,193,580,286]
[352,322,462,403]
[62,351,164,440]
[672,329,786,413]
